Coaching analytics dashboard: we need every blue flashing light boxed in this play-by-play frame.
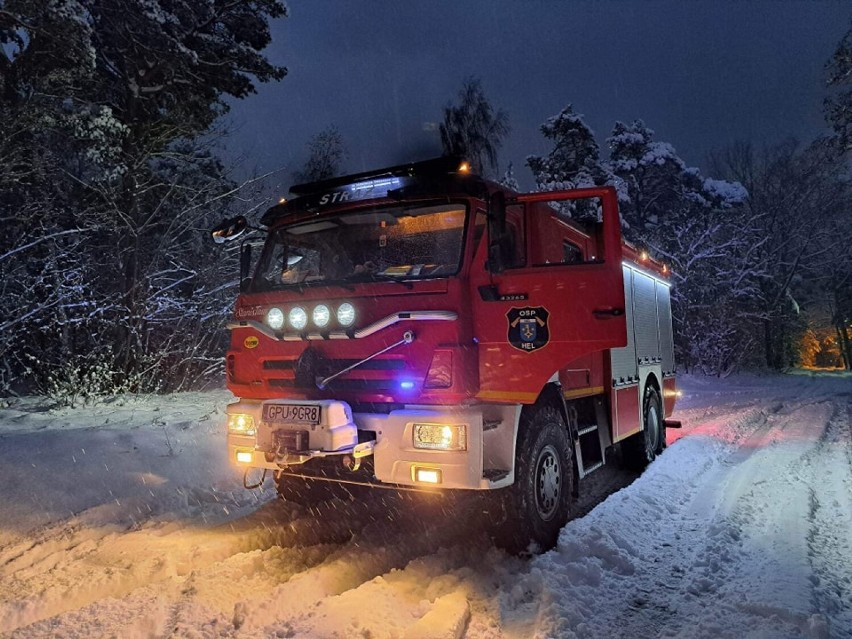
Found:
[399,381,416,390]
[350,177,401,192]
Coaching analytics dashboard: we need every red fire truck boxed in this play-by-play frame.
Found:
[212,157,678,551]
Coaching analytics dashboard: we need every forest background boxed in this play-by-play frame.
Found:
[1,1,849,404]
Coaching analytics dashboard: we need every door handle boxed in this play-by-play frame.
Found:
[593,307,624,319]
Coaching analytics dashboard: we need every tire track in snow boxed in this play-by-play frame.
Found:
[799,398,852,638]
[6,543,338,639]
[652,398,845,638]
[510,401,841,639]
[2,490,513,638]
[501,406,773,639]
[603,405,785,638]
[0,496,359,634]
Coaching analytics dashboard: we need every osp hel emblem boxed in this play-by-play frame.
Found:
[507,306,550,352]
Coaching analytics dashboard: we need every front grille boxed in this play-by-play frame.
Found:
[263,354,408,392]
[263,358,405,371]
[267,378,395,391]
[323,379,396,391]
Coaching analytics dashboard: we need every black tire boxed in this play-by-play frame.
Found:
[623,384,662,471]
[496,406,575,554]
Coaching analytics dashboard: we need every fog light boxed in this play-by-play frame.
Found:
[267,307,284,330]
[337,302,356,327]
[413,423,467,451]
[235,450,253,464]
[312,304,331,328]
[289,306,308,330]
[414,467,442,484]
[228,413,256,436]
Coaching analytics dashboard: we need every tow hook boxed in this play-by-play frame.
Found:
[341,441,376,472]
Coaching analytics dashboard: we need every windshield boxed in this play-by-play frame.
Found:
[253,203,468,290]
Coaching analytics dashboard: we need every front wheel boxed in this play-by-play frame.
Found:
[495,406,575,553]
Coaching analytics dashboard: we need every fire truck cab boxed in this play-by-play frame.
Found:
[213,157,677,551]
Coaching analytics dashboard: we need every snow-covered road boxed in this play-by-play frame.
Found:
[0,373,850,639]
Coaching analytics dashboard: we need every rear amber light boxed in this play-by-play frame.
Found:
[424,350,453,389]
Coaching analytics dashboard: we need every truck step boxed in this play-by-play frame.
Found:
[664,419,683,429]
[483,468,509,482]
[582,461,604,475]
[576,421,606,479]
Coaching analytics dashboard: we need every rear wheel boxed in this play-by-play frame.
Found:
[495,406,574,553]
[623,384,662,471]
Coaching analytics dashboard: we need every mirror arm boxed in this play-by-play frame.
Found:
[239,241,253,293]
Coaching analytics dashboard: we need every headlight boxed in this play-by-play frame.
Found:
[267,307,284,330]
[412,423,467,451]
[313,304,330,328]
[228,413,256,436]
[337,302,356,326]
[289,306,307,330]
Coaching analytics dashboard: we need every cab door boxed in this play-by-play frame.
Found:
[470,187,626,402]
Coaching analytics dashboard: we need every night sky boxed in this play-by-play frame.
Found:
[225,0,850,193]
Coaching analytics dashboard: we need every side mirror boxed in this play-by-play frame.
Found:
[211,215,248,243]
[239,243,253,292]
[487,191,507,273]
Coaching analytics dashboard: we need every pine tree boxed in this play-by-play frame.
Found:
[526,105,616,219]
[527,105,615,189]
[607,119,746,235]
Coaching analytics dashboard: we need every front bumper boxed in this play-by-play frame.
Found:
[226,399,518,490]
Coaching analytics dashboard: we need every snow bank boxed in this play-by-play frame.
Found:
[1,373,850,638]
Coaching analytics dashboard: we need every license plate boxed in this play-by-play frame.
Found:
[263,403,321,425]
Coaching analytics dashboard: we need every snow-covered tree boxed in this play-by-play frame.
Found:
[607,119,746,234]
[711,138,852,370]
[0,0,286,396]
[440,78,510,176]
[527,105,613,193]
[601,120,758,373]
[526,105,618,220]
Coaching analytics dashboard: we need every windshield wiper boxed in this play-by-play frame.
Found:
[353,273,414,289]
